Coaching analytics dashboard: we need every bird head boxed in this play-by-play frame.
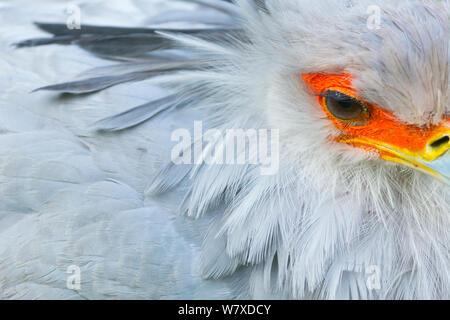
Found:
[301,72,449,185]
[214,0,450,191]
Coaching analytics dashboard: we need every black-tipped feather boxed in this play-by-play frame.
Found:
[82,59,200,77]
[16,23,245,61]
[76,34,174,60]
[92,93,183,132]
[34,60,201,94]
[14,35,75,48]
[34,22,239,37]
[36,23,164,36]
[18,0,253,130]
[33,72,157,94]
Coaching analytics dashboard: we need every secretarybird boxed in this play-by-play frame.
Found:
[0,0,448,299]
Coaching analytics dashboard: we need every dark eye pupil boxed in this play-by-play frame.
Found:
[324,91,364,120]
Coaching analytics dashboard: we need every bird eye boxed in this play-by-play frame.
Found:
[323,90,366,121]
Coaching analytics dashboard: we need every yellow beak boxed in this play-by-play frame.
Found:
[341,130,450,185]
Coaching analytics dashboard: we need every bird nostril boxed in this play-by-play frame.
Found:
[429,135,450,149]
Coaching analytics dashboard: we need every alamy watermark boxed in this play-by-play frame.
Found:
[344,263,382,291]
[66,265,81,291]
[66,4,81,30]
[367,5,381,30]
[171,121,280,176]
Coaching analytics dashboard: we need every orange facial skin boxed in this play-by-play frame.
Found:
[302,73,450,164]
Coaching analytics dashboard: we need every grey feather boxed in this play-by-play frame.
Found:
[75,34,175,60]
[146,9,236,26]
[16,23,245,62]
[147,162,193,196]
[36,22,171,36]
[33,60,200,94]
[14,35,76,48]
[32,72,157,94]
[81,59,194,77]
[91,94,182,132]
[188,0,241,16]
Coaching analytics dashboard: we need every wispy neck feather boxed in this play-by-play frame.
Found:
[149,131,449,299]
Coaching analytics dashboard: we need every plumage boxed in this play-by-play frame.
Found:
[92,93,183,132]
[0,0,448,300]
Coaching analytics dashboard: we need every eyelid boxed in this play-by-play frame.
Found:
[316,93,352,102]
[321,87,368,108]
[322,86,360,100]
[319,91,361,103]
